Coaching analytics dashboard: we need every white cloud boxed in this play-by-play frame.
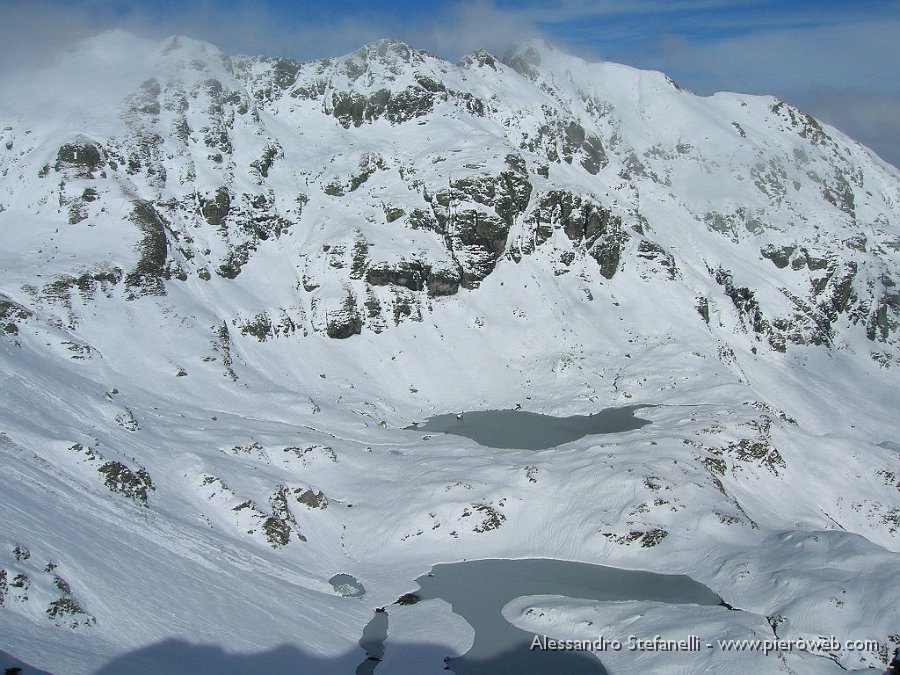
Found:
[1,0,897,166]
[655,18,900,94]
[0,1,97,73]
[647,18,900,166]
[800,89,900,169]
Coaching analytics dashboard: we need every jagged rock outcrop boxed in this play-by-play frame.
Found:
[4,33,895,362]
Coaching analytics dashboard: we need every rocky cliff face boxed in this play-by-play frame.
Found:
[1,33,896,357]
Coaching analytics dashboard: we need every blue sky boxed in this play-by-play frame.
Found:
[2,0,899,167]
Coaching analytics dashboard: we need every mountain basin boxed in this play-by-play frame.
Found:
[361,558,724,674]
[406,406,652,450]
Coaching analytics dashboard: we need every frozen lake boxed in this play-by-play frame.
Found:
[407,406,652,450]
[361,557,723,674]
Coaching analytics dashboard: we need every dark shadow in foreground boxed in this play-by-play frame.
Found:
[84,636,608,675]
[92,639,357,675]
[1,649,54,675]
[445,637,608,675]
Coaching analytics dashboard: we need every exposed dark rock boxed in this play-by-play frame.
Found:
[391,289,422,325]
[364,290,382,319]
[124,201,168,298]
[326,292,362,339]
[590,233,627,279]
[271,58,301,89]
[580,134,607,174]
[365,261,427,292]
[330,86,437,127]
[427,267,461,296]
[602,528,668,547]
[46,596,95,629]
[266,484,306,546]
[696,297,710,324]
[349,154,384,191]
[531,190,615,243]
[461,49,498,70]
[70,267,123,301]
[213,322,238,380]
[200,187,231,228]
[217,242,254,279]
[453,210,510,287]
[55,142,103,177]
[637,240,677,279]
[384,205,405,223]
[638,529,669,547]
[496,155,533,224]
[295,488,328,509]
[97,461,155,506]
[823,172,856,218]
[471,503,505,532]
[250,142,282,178]
[124,78,162,116]
[791,248,829,271]
[713,267,767,334]
[558,121,607,174]
[240,313,273,341]
[408,208,440,232]
[0,295,33,336]
[437,166,533,286]
[761,245,795,269]
[115,408,141,431]
[770,99,832,146]
[868,294,899,342]
[262,516,291,548]
[818,262,857,320]
[521,190,628,277]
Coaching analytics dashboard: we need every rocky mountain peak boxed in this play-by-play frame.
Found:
[348,38,436,69]
[1,30,896,358]
[501,39,552,79]
[457,48,501,71]
[326,38,450,90]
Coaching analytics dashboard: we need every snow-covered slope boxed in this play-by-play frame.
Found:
[1,31,898,674]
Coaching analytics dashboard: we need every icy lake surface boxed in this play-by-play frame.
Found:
[407,406,652,450]
[330,573,366,598]
[357,610,388,675]
[362,558,723,674]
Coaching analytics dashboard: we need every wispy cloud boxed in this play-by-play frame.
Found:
[794,88,900,169]
[1,0,897,166]
[498,0,764,25]
[655,18,900,94]
[646,15,900,166]
[0,1,97,72]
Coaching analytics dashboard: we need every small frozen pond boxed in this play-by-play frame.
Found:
[407,406,652,450]
[361,558,723,674]
[330,573,366,598]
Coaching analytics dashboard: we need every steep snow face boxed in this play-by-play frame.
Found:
[0,31,898,674]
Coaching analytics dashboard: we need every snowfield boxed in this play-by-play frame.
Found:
[1,30,898,674]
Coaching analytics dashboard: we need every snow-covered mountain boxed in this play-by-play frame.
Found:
[1,30,898,674]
